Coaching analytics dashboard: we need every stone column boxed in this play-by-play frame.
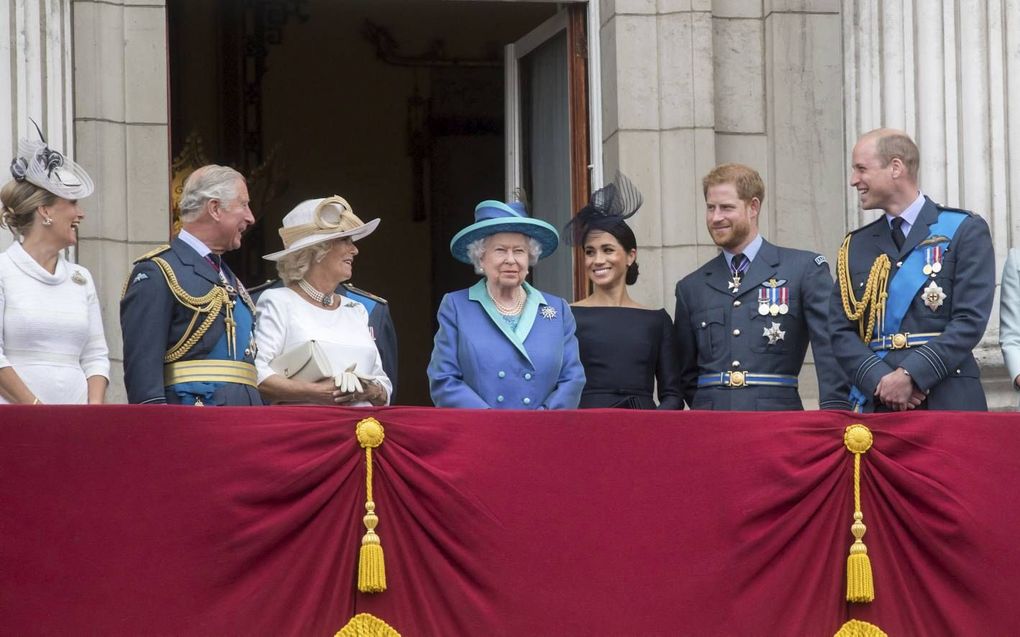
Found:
[73,0,170,402]
[0,0,75,252]
[598,0,717,308]
[843,0,1020,408]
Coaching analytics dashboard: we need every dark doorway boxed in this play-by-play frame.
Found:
[167,0,589,405]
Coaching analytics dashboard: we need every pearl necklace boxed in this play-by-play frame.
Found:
[298,279,335,307]
[489,286,525,316]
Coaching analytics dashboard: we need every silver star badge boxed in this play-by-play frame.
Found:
[922,281,947,311]
[763,321,786,345]
[540,305,558,320]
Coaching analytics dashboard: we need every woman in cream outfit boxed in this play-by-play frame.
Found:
[254,196,390,406]
[0,133,109,404]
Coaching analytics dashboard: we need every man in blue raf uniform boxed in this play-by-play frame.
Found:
[249,279,399,402]
[830,128,994,412]
[120,165,262,405]
[674,163,850,410]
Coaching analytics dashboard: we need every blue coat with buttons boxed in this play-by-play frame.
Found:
[428,280,585,409]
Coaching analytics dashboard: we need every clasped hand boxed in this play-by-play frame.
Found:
[874,367,926,411]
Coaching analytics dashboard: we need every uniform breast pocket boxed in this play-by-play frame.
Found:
[692,308,726,358]
[750,304,798,353]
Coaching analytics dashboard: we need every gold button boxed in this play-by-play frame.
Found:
[733,329,741,336]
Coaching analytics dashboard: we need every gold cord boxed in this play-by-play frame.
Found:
[150,257,232,362]
[837,235,891,341]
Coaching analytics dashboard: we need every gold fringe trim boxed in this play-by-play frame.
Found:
[356,418,387,593]
[834,619,888,637]
[844,424,875,603]
[335,612,401,637]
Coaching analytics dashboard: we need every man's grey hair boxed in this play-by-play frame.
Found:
[466,234,542,274]
[178,165,245,222]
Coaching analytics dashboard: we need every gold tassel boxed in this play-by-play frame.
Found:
[335,612,401,637]
[834,619,888,637]
[844,424,875,603]
[356,418,387,593]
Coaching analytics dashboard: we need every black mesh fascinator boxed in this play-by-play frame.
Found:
[563,172,643,246]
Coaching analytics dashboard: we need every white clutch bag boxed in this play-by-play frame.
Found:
[269,340,334,382]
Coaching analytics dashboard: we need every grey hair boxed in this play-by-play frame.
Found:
[178,165,245,222]
[466,234,542,274]
[275,239,335,284]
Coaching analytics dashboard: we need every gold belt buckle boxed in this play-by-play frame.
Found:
[727,371,747,388]
[890,332,909,350]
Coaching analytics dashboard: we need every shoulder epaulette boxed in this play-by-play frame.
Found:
[342,283,388,304]
[132,244,171,264]
[247,278,279,295]
[935,204,974,216]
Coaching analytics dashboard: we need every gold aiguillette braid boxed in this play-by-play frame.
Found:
[836,235,891,341]
[150,257,231,363]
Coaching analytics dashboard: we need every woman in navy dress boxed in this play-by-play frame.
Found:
[566,174,684,409]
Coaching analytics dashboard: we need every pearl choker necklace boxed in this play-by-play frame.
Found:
[489,286,525,316]
[299,279,335,307]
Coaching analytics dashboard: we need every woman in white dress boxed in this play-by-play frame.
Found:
[0,132,110,404]
[254,196,390,406]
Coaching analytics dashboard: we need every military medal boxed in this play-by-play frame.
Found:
[729,254,750,294]
[758,288,770,315]
[922,280,947,311]
[763,321,786,345]
[923,246,944,277]
[778,287,789,315]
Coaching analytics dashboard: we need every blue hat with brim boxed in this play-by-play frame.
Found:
[450,200,559,264]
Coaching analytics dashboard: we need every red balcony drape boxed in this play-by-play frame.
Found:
[2,406,1018,636]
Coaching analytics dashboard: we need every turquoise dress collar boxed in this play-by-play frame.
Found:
[468,279,548,365]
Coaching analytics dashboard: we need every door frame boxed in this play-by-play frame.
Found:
[504,2,602,301]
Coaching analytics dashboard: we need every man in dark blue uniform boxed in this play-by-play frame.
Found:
[249,279,399,402]
[830,128,994,412]
[120,165,262,405]
[674,163,850,410]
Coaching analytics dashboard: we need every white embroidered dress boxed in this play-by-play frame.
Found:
[0,242,110,404]
[254,287,392,406]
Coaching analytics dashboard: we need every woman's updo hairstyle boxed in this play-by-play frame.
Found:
[563,172,643,286]
[0,180,56,238]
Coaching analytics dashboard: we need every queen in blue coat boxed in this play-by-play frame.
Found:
[428,200,585,409]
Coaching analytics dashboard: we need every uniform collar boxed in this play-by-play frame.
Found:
[884,191,924,228]
[723,233,763,267]
[177,228,213,258]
